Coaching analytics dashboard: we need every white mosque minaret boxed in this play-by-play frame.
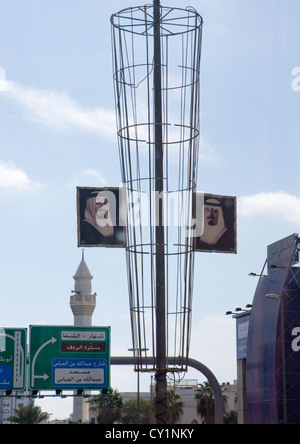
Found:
[70,250,96,422]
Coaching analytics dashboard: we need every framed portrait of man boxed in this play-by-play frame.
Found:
[77,187,126,248]
[194,193,237,254]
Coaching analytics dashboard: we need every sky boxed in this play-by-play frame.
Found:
[1,0,300,420]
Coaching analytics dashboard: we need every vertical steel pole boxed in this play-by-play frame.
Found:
[153,0,167,424]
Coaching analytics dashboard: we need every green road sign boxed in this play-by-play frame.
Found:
[0,328,27,391]
[29,325,110,391]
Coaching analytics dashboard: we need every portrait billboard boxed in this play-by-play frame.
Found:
[77,187,126,247]
[194,193,237,254]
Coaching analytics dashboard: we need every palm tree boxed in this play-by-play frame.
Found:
[152,389,184,424]
[167,390,184,424]
[195,381,231,424]
[7,403,49,424]
[195,381,215,424]
[89,388,123,424]
[224,410,238,424]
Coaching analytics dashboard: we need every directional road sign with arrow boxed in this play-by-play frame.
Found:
[29,325,110,391]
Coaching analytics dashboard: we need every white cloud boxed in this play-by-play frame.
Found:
[82,169,107,185]
[0,161,42,190]
[239,191,300,224]
[0,67,6,92]
[68,169,108,189]
[0,69,221,167]
[1,68,116,140]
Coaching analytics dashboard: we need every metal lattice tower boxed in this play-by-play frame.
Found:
[111,1,203,423]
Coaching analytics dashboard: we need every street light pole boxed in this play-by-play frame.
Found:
[128,348,149,424]
[153,0,167,425]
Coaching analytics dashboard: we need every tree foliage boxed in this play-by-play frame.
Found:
[7,403,49,424]
[194,381,216,424]
[121,398,152,424]
[166,389,184,424]
[89,388,123,424]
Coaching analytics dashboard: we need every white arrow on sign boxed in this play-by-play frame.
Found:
[34,373,49,381]
[31,337,57,387]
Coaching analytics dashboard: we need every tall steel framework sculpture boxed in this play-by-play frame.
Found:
[111,1,203,423]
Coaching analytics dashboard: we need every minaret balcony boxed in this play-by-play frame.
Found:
[70,293,96,304]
